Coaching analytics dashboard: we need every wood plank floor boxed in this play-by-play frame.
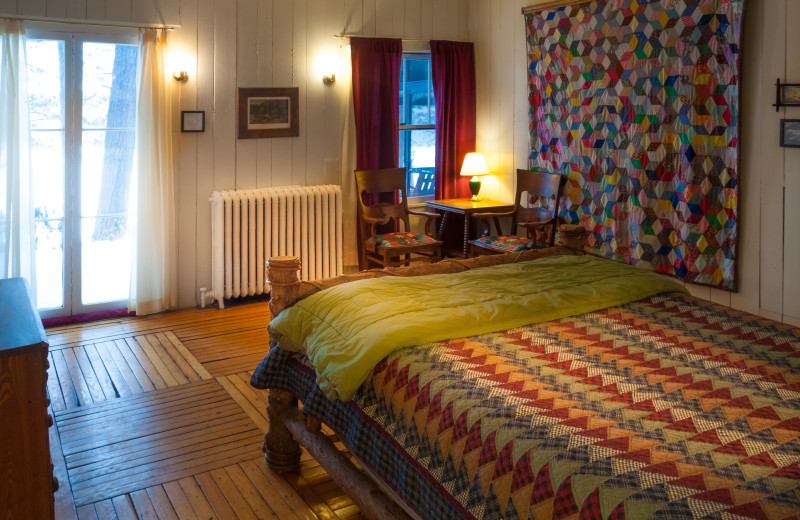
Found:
[46,301,364,520]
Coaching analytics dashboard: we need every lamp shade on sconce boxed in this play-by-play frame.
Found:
[460,152,490,201]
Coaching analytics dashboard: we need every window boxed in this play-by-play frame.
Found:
[27,25,139,316]
[399,53,435,201]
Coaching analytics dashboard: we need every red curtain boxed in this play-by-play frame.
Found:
[350,37,402,170]
[431,40,476,200]
[350,38,402,267]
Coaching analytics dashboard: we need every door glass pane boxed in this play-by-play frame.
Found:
[26,39,64,130]
[80,42,138,306]
[81,216,132,304]
[36,220,64,309]
[28,38,66,311]
[32,131,65,219]
[82,43,138,129]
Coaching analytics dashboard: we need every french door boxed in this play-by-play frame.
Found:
[26,26,139,318]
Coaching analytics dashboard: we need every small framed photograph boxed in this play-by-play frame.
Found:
[181,110,205,132]
[237,87,299,139]
[780,119,800,148]
[780,84,800,107]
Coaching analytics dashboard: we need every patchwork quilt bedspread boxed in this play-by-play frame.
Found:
[252,292,800,519]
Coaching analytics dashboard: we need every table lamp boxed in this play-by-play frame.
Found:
[460,152,490,201]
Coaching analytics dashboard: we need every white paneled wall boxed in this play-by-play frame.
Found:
[473,0,800,326]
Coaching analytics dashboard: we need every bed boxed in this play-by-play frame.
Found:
[251,247,800,520]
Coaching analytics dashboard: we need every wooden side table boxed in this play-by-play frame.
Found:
[427,198,514,258]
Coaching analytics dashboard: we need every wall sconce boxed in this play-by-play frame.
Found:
[323,73,335,85]
[173,70,189,82]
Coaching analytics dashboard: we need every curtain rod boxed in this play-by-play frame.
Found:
[522,0,589,15]
[334,34,469,43]
[2,14,179,30]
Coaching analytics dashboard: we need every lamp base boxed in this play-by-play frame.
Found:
[468,176,482,202]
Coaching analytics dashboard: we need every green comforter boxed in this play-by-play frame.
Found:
[267,255,687,401]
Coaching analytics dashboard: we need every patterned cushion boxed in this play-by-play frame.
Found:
[474,235,530,252]
[374,232,436,248]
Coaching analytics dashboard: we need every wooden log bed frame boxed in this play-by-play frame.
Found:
[260,246,583,520]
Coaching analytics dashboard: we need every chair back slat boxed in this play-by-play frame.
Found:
[355,168,412,232]
[512,169,563,231]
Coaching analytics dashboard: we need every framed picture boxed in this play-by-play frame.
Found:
[780,84,800,106]
[780,119,800,148]
[237,87,299,139]
[181,110,205,132]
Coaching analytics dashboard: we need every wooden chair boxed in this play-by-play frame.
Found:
[469,169,564,256]
[355,167,443,270]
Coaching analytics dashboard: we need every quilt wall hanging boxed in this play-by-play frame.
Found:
[524,0,745,290]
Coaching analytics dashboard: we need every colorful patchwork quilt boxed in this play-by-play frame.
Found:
[252,292,800,519]
[525,0,745,290]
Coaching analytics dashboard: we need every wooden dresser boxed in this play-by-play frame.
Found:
[0,277,56,519]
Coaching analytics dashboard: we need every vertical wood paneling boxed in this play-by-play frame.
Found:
[85,0,104,19]
[292,0,309,186]
[446,0,462,41]
[361,0,376,35]
[392,0,404,38]
[305,0,333,187]
[175,0,200,308]
[731,0,762,316]
[0,1,17,15]
[65,0,86,21]
[456,0,470,42]
[235,0,259,189]
[758,0,785,319]
[255,0,274,188]
[323,0,345,183]
[784,0,800,321]
[344,0,362,35]
[488,1,502,183]
[374,0,393,36]
[270,0,294,187]
[431,0,449,41]
[19,0,46,16]
[473,0,491,181]
[47,0,68,18]
[418,0,433,40]
[154,0,179,24]
[404,0,421,40]
[496,0,515,201]
[131,0,156,23]
[510,0,528,204]
[194,0,217,292]
[212,0,237,191]
[105,0,131,22]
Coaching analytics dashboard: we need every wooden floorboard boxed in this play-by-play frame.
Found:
[46,301,364,520]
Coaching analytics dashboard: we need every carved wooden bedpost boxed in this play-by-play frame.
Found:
[263,256,303,473]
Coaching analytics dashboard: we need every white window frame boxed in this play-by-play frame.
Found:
[399,42,435,207]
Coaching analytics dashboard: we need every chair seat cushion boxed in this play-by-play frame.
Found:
[473,235,530,252]
[373,232,437,248]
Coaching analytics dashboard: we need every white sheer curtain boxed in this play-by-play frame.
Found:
[339,43,359,270]
[129,29,176,315]
[0,20,35,292]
